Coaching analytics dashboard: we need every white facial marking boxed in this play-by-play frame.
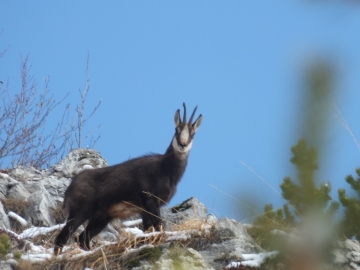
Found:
[180,125,190,144]
[184,140,193,152]
[172,136,193,154]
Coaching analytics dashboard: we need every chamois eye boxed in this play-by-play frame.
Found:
[191,133,195,139]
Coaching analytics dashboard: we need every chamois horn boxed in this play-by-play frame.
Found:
[182,102,187,123]
[189,105,198,125]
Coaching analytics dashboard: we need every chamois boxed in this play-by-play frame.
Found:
[54,103,202,254]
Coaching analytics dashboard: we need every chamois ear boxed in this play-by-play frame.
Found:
[192,114,202,132]
[174,109,181,126]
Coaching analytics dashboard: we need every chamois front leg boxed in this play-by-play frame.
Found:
[140,193,161,231]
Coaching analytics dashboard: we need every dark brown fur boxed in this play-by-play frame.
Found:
[54,103,202,254]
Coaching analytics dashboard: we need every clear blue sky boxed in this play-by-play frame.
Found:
[1,1,360,221]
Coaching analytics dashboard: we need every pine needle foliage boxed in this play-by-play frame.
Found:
[0,233,12,257]
[281,139,340,218]
[338,168,360,239]
[251,204,295,249]
[251,139,340,250]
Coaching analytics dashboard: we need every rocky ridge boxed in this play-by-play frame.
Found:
[0,149,359,270]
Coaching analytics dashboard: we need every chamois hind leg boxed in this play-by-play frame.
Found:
[140,194,161,231]
[78,215,112,250]
[54,212,88,255]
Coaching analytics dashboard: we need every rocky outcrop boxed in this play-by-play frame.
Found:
[133,247,213,270]
[333,239,360,270]
[0,149,107,228]
[49,148,108,178]
[1,148,360,270]
[0,200,10,229]
[161,197,208,227]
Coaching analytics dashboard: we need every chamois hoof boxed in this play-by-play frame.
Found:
[76,235,91,251]
[53,246,62,255]
[79,243,91,251]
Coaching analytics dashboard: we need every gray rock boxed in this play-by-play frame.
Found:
[41,176,71,203]
[151,247,213,270]
[200,238,259,269]
[333,248,347,264]
[0,149,109,229]
[344,239,360,253]
[7,182,31,201]
[161,197,207,229]
[0,173,20,199]
[27,185,56,226]
[175,248,213,270]
[205,214,217,224]
[98,231,118,242]
[349,262,360,270]
[0,261,14,270]
[0,201,11,229]
[333,239,360,269]
[186,247,203,260]
[213,217,253,240]
[104,223,120,237]
[9,166,43,181]
[199,218,259,269]
[97,223,120,242]
[49,148,107,178]
[0,180,8,199]
[348,251,360,264]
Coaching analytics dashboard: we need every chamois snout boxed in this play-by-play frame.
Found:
[179,142,187,148]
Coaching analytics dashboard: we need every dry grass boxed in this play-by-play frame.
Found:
[1,198,30,233]
[14,238,157,270]
[11,216,219,270]
[4,194,220,270]
[51,202,66,224]
[1,198,30,217]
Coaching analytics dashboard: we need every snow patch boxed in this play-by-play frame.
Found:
[8,211,28,226]
[20,224,65,239]
[122,219,142,227]
[82,164,94,170]
[226,251,278,269]
[166,233,190,241]
[21,252,53,262]
[123,227,192,241]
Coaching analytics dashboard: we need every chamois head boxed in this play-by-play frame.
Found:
[173,103,202,154]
